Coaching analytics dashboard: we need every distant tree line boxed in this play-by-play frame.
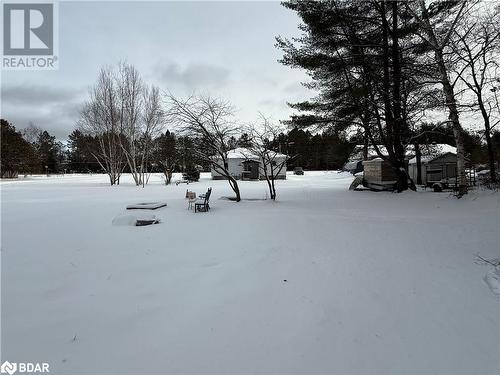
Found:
[3,116,498,180]
[1,120,65,177]
[268,128,353,171]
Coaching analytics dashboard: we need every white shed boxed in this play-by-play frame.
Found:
[211,148,287,180]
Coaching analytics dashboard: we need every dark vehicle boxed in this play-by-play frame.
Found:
[293,167,304,175]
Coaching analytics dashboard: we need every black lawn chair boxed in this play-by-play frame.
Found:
[195,188,212,213]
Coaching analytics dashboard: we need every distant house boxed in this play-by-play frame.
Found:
[211,148,287,180]
[408,144,461,188]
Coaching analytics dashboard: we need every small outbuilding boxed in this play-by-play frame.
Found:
[211,148,287,180]
[348,143,461,191]
[361,158,405,190]
[343,145,413,174]
[345,145,410,190]
[408,144,463,190]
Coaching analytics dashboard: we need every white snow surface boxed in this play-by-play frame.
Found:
[1,172,499,374]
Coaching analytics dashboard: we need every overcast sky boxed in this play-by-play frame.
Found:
[1,1,311,140]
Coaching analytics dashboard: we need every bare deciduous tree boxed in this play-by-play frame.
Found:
[168,94,242,201]
[139,85,166,187]
[22,122,43,145]
[78,66,124,185]
[407,0,474,196]
[78,63,165,186]
[117,63,144,186]
[451,5,500,182]
[246,114,291,200]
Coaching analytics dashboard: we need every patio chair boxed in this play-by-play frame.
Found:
[195,188,212,213]
[187,192,197,210]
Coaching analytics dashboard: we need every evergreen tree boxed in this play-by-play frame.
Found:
[36,131,64,174]
[1,119,37,177]
[277,0,441,191]
[152,130,180,184]
[67,129,101,173]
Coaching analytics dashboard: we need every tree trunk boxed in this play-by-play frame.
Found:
[394,165,408,192]
[417,0,468,196]
[395,165,416,192]
[435,51,468,196]
[485,127,496,182]
[228,176,241,202]
[270,177,276,200]
[391,1,406,165]
[261,157,275,200]
[363,133,369,161]
[233,180,241,202]
[379,1,408,192]
[164,170,172,185]
[264,176,273,200]
[415,142,422,185]
[476,95,497,182]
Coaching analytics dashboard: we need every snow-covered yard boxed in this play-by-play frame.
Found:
[1,172,499,374]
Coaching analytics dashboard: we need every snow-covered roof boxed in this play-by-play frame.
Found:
[266,150,287,159]
[408,144,457,164]
[226,147,286,160]
[348,145,414,161]
[348,143,456,164]
[227,148,258,159]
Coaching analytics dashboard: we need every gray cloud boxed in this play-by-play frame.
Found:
[1,1,310,139]
[2,84,84,106]
[5,111,76,141]
[1,84,85,140]
[155,62,231,90]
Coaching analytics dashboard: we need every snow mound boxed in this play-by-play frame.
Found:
[484,267,500,299]
[112,213,158,226]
